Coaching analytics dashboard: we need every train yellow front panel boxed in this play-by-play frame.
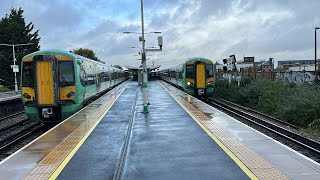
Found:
[36,62,54,105]
[22,87,35,102]
[60,86,75,100]
[196,64,205,88]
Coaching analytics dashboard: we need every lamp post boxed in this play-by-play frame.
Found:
[0,43,34,93]
[140,0,150,112]
[315,27,319,82]
[123,1,163,113]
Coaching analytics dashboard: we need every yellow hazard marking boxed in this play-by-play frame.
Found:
[48,87,126,180]
[160,82,258,180]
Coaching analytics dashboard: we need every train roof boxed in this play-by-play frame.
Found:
[185,57,212,63]
[22,49,107,66]
[22,49,76,60]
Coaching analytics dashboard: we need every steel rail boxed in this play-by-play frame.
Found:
[214,98,299,129]
[0,111,25,121]
[0,122,43,151]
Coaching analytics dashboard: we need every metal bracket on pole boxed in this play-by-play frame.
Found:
[145,48,162,52]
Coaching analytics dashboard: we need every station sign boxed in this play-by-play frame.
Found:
[11,65,19,72]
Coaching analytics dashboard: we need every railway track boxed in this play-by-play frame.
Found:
[203,97,320,157]
[214,98,299,130]
[0,111,28,132]
[0,120,44,151]
[0,111,25,121]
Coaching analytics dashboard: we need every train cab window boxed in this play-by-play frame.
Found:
[206,64,214,78]
[22,62,34,87]
[186,64,194,78]
[59,61,75,86]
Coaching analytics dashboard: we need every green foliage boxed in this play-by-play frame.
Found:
[0,8,40,87]
[0,85,10,92]
[308,119,320,129]
[214,79,320,131]
[302,119,320,136]
[73,48,99,61]
[240,79,290,116]
[214,79,243,103]
[277,86,320,127]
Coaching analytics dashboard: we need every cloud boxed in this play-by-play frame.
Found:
[1,0,320,68]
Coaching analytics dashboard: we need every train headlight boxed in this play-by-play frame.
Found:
[66,91,75,98]
[23,93,31,99]
[207,81,213,85]
[187,81,193,86]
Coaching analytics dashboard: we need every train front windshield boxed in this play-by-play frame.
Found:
[22,62,34,87]
[186,64,194,78]
[206,64,214,78]
[59,61,75,86]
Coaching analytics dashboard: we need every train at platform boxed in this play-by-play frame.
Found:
[159,57,216,97]
[20,49,127,122]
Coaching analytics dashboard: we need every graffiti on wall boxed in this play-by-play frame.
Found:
[275,71,318,85]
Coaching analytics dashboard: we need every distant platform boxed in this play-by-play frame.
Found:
[0,91,20,103]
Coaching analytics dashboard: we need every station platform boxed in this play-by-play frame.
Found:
[0,81,319,179]
[0,90,20,103]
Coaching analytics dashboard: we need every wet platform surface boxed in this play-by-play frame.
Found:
[0,91,20,103]
[58,81,248,179]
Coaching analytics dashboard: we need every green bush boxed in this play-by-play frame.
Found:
[214,78,320,131]
[214,79,244,103]
[276,86,320,127]
[241,79,290,116]
[0,86,10,92]
[303,119,320,136]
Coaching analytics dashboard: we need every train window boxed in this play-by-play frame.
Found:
[99,72,110,82]
[79,65,86,86]
[186,64,194,78]
[87,75,96,85]
[206,64,214,78]
[59,61,75,86]
[105,73,110,81]
[22,62,34,87]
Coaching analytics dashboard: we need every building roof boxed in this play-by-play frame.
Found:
[126,65,161,71]
[261,60,273,66]
[278,60,319,65]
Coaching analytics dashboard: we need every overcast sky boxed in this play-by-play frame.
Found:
[1,0,320,68]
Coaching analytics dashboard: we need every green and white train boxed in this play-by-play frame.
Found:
[21,49,127,122]
[159,57,216,97]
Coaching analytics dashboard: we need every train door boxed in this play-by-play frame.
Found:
[34,55,58,106]
[195,62,205,95]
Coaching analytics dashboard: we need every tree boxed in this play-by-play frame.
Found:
[73,48,99,61]
[0,8,40,87]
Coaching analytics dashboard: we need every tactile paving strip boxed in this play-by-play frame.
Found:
[23,84,127,180]
[160,81,289,180]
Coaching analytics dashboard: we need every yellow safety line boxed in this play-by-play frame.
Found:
[48,87,126,180]
[159,82,258,180]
